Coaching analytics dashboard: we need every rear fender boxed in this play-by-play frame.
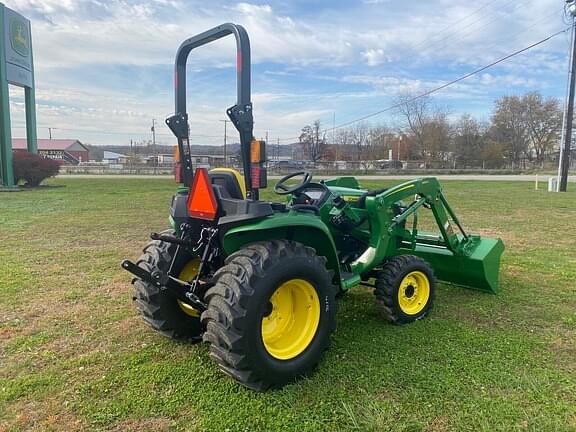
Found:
[221,212,342,288]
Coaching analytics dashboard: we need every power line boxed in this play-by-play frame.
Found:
[475,10,564,57]
[262,4,563,133]
[439,3,558,54]
[409,0,512,55]
[279,26,572,142]
[27,126,224,139]
[14,18,566,148]
[324,11,558,135]
[426,0,501,36]
[409,0,520,59]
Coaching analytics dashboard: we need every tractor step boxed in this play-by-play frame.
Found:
[340,273,362,290]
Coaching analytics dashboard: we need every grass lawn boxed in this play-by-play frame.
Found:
[1,178,575,432]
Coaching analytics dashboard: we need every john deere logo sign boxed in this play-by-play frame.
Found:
[9,18,29,57]
[2,5,33,87]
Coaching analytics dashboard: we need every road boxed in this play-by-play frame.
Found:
[57,174,576,182]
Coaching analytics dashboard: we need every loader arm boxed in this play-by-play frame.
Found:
[349,177,504,293]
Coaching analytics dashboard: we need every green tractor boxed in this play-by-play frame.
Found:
[122,23,504,391]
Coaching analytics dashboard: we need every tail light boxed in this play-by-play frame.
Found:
[250,139,267,189]
[174,145,182,183]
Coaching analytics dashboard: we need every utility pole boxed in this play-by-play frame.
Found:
[332,111,337,162]
[48,127,52,140]
[265,131,269,164]
[219,119,228,167]
[559,0,576,192]
[151,119,157,170]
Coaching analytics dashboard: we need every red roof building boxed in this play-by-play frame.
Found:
[12,139,89,165]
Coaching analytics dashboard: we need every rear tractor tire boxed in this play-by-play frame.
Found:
[132,230,203,341]
[201,240,337,391]
[374,255,436,324]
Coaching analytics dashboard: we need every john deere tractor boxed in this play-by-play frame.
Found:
[122,23,504,391]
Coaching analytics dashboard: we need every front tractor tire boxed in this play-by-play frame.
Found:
[132,231,203,341]
[374,255,436,324]
[201,240,337,391]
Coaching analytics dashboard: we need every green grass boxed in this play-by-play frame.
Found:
[1,178,575,432]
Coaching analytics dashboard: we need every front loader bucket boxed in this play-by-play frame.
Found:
[403,237,505,294]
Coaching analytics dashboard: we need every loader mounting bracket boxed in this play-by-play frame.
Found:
[166,113,194,186]
[227,103,254,131]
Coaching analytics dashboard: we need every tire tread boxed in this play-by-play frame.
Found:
[131,229,202,341]
[374,255,435,324]
[201,240,337,390]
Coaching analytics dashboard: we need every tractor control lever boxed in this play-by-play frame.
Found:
[150,232,193,247]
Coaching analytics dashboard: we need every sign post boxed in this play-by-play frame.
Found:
[0,3,37,188]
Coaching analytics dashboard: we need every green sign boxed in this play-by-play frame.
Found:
[9,17,29,57]
[0,3,37,188]
[3,5,32,86]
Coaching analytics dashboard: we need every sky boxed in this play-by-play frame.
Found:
[3,0,574,146]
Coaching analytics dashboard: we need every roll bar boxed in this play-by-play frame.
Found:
[166,23,255,196]
[174,23,251,113]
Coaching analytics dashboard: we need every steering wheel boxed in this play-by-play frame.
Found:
[274,171,313,195]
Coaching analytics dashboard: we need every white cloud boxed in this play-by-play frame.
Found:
[1,0,570,144]
[341,75,434,96]
[361,48,388,66]
[478,73,538,88]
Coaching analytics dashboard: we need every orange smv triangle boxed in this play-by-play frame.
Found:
[187,168,218,220]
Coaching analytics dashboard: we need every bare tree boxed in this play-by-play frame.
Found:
[422,111,451,162]
[298,91,560,171]
[453,114,487,166]
[481,139,507,169]
[369,125,394,159]
[396,94,430,157]
[490,93,561,167]
[490,95,530,166]
[348,123,370,162]
[348,123,378,172]
[395,94,450,164]
[299,120,327,163]
[523,92,562,164]
[335,129,352,161]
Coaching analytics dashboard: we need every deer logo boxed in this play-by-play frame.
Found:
[10,19,29,57]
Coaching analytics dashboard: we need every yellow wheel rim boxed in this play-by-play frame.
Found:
[261,279,320,360]
[177,259,201,318]
[398,271,430,315]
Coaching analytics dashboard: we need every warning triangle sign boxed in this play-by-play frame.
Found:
[187,168,218,220]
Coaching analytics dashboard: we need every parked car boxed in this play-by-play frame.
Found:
[378,159,403,169]
[270,160,306,170]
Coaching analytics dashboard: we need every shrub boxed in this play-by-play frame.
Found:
[12,151,60,186]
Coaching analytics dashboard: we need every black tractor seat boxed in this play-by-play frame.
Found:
[209,170,244,200]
